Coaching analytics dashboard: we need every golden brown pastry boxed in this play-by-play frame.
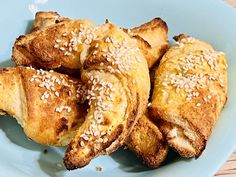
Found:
[12,12,168,72]
[130,18,168,68]
[63,22,150,169]
[126,112,168,168]
[0,66,87,146]
[12,19,95,72]
[32,11,60,32]
[150,34,227,157]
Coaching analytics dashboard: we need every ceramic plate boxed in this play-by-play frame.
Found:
[0,0,236,177]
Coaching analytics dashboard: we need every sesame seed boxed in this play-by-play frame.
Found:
[41,95,45,100]
[56,39,62,43]
[83,136,89,141]
[105,37,111,43]
[55,107,60,112]
[196,103,201,107]
[55,91,59,97]
[95,43,99,48]
[60,47,65,51]
[80,141,85,147]
[54,44,59,48]
[208,95,212,99]
[69,46,72,52]
[162,82,168,87]
[103,137,108,143]
[186,97,192,101]
[220,84,224,87]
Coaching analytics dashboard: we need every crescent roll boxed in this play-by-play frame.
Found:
[12,12,168,72]
[150,34,227,157]
[126,112,168,168]
[0,66,87,146]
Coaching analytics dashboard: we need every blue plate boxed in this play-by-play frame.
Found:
[0,0,236,177]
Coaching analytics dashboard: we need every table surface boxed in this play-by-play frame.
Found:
[214,1,236,177]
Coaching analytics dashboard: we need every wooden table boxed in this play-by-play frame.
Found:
[214,1,236,177]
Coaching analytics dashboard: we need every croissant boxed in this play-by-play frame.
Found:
[150,34,227,157]
[12,12,168,72]
[126,112,168,168]
[63,22,150,169]
[0,66,87,146]
[130,17,168,68]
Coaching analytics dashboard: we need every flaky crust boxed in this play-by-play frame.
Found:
[12,12,168,72]
[130,18,169,68]
[63,22,150,169]
[12,19,95,72]
[150,34,227,157]
[0,66,87,146]
[126,112,168,168]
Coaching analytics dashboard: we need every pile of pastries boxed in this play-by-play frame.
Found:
[0,11,227,170]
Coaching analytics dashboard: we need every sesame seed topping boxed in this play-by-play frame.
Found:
[55,91,59,97]
[60,47,65,51]
[54,44,59,48]
[80,141,85,147]
[95,43,99,48]
[56,39,62,43]
[55,105,72,113]
[196,103,201,107]
[26,66,35,70]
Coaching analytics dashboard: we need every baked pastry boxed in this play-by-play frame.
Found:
[0,66,87,146]
[150,34,227,157]
[12,18,94,73]
[63,22,150,169]
[12,17,151,169]
[130,17,168,68]
[12,12,168,72]
[126,112,168,168]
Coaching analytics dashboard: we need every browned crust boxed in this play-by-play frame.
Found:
[14,66,87,146]
[126,113,168,168]
[63,23,150,169]
[150,34,227,158]
[130,18,169,68]
[12,19,92,72]
[132,18,168,35]
[64,124,125,169]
